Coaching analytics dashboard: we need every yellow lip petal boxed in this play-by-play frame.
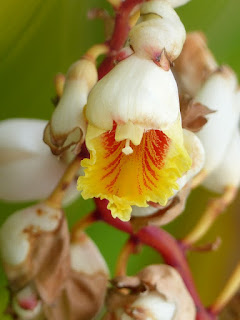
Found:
[78,123,191,221]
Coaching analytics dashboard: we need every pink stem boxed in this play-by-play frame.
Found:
[98,0,145,79]
[94,198,216,320]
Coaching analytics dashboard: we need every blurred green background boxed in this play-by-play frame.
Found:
[0,0,240,317]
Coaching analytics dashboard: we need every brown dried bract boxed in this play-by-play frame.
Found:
[106,264,196,320]
[180,94,215,133]
[174,32,218,96]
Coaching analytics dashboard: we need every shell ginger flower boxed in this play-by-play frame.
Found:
[78,54,191,221]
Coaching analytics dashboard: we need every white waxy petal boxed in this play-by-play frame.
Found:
[195,67,239,173]
[121,292,176,320]
[203,129,240,193]
[177,129,205,190]
[0,118,80,204]
[129,1,186,61]
[86,55,180,134]
[131,205,160,217]
[0,203,61,266]
[70,234,109,275]
[0,119,67,201]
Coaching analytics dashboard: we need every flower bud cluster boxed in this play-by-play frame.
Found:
[0,203,108,320]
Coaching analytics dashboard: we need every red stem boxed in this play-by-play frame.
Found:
[94,198,216,320]
[98,0,144,79]
[93,1,216,319]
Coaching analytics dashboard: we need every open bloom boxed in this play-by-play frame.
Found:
[78,54,191,221]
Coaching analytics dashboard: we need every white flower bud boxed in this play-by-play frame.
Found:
[44,58,98,155]
[0,118,79,205]
[70,233,109,276]
[195,67,239,174]
[129,0,186,63]
[202,129,240,193]
[0,203,62,267]
[12,285,44,320]
[121,292,176,320]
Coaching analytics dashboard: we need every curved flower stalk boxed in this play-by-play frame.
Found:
[194,67,240,179]
[173,32,218,97]
[0,119,79,205]
[0,203,109,320]
[78,54,191,221]
[105,265,196,320]
[43,56,98,155]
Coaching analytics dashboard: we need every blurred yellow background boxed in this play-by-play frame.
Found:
[0,0,240,316]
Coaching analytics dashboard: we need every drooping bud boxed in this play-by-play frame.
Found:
[44,57,98,155]
[129,0,186,65]
[0,119,65,202]
[174,32,218,96]
[202,128,240,193]
[195,67,239,175]
[106,265,196,320]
